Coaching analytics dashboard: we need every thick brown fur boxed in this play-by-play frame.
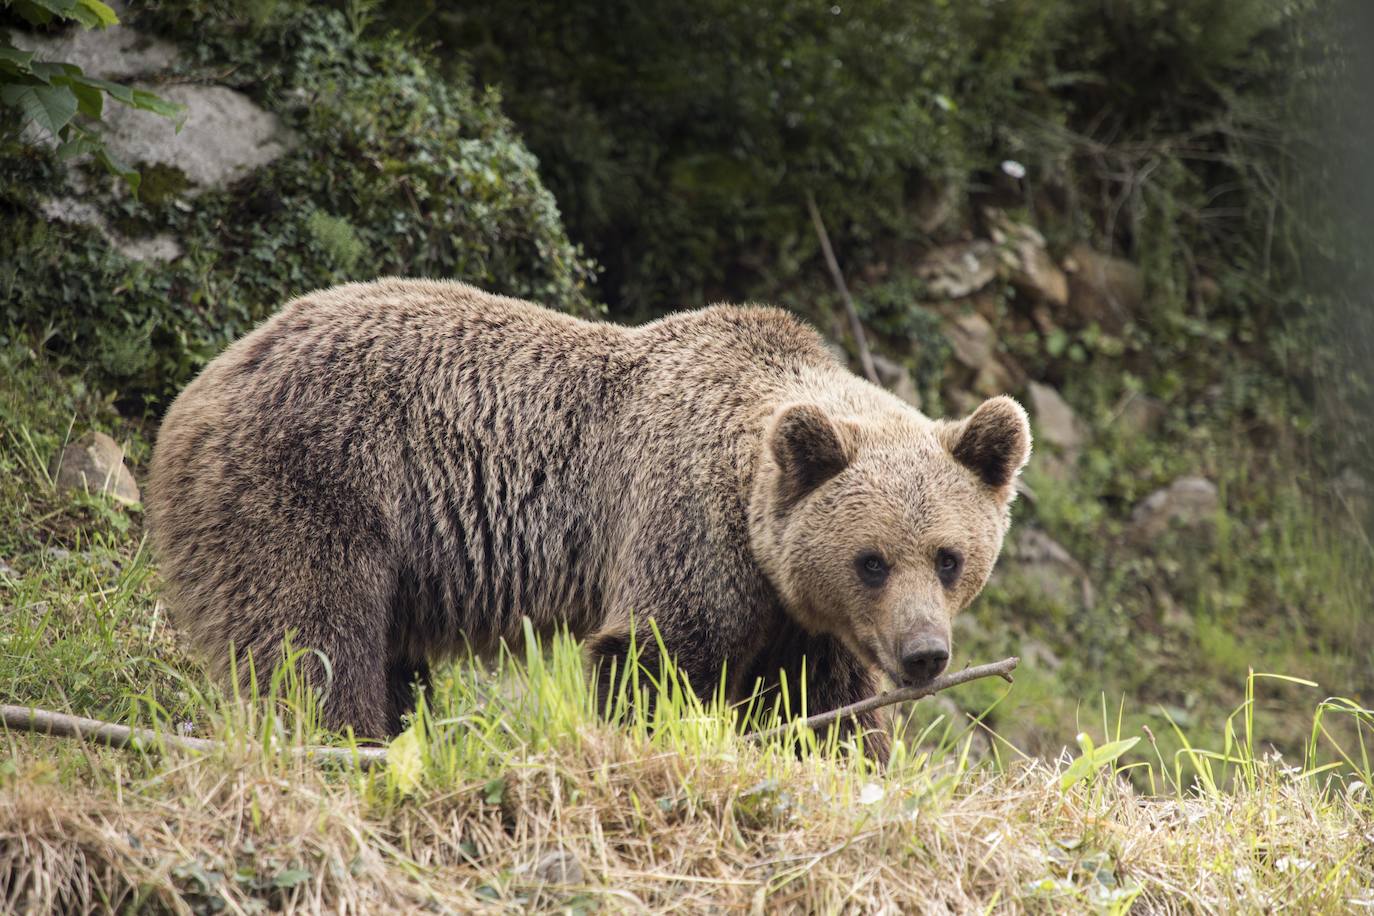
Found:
[147,279,1030,753]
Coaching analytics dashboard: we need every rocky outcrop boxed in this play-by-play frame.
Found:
[1027,381,1085,455]
[100,84,293,193]
[916,241,998,300]
[995,527,1095,610]
[1064,244,1145,330]
[17,9,294,223]
[1128,476,1220,544]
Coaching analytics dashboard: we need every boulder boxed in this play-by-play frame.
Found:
[996,527,1094,609]
[1064,244,1145,329]
[51,431,141,505]
[917,241,998,300]
[989,212,1068,307]
[913,179,960,236]
[945,312,996,372]
[1114,393,1166,438]
[11,16,178,82]
[1128,477,1220,544]
[870,354,922,408]
[101,84,293,193]
[39,196,182,262]
[1026,381,1085,454]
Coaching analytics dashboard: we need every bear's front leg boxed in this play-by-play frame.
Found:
[584,612,731,722]
[742,626,891,765]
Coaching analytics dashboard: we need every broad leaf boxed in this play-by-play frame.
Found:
[76,0,119,27]
[0,41,36,77]
[1,81,78,137]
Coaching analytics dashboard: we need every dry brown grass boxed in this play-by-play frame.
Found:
[3,717,1370,914]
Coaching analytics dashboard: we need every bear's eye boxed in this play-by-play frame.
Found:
[935,548,963,587]
[854,551,890,587]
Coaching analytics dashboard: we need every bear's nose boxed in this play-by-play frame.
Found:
[900,639,950,686]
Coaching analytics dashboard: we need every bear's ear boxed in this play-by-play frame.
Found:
[768,403,854,509]
[941,396,1032,490]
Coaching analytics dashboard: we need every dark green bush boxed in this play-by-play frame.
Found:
[425,0,1055,315]
[0,6,595,402]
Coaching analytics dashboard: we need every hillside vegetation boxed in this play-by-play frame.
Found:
[1,0,1372,911]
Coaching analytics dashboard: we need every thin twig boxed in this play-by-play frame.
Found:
[742,656,1019,742]
[1,704,389,768]
[4,656,1018,766]
[805,190,880,385]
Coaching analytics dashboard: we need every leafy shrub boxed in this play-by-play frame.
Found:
[424,0,1055,315]
[0,5,595,402]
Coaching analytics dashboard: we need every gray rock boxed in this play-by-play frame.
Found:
[1114,393,1166,438]
[115,233,183,262]
[1064,244,1145,329]
[989,212,1068,307]
[870,354,921,408]
[11,18,178,81]
[40,196,182,261]
[1026,381,1084,454]
[1128,476,1220,544]
[996,527,1094,610]
[51,431,141,505]
[101,84,292,192]
[917,241,998,300]
[528,849,584,886]
[945,312,996,372]
[913,179,960,236]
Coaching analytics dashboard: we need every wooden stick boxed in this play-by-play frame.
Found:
[742,656,1019,742]
[805,190,880,386]
[1,704,388,768]
[3,656,1018,766]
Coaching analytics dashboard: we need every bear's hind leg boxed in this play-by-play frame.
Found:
[216,552,396,740]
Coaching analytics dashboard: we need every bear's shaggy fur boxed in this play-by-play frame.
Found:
[148,279,1030,752]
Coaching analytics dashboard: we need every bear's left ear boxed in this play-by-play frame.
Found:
[940,396,1032,491]
[767,402,856,510]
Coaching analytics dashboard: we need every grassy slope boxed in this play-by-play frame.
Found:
[1,343,1372,913]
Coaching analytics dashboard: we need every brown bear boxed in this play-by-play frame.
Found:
[147,279,1030,755]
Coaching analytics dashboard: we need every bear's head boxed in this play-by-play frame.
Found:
[749,395,1031,688]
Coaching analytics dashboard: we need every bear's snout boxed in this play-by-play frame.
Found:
[899,637,950,686]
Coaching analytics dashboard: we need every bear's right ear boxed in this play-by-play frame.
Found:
[768,403,854,510]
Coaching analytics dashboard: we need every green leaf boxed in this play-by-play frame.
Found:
[272,868,311,889]
[93,144,140,193]
[28,60,82,85]
[79,76,186,126]
[483,776,506,805]
[1060,733,1141,790]
[1,81,78,137]
[76,0,120,27]
[0,41,36,77]
[66,79,104,119]
[385,723,424,796]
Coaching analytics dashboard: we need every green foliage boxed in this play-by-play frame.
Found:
[422,0,1054,314]
[1,0,184,191]
[851,276,951,409]
[305,211,363,274]
[0,5,595,401]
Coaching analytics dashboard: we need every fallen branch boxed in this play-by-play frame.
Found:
[3,656,1018,767]
[0,704,388,768]
[742,656,1019,742]
[805,190,880,386]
